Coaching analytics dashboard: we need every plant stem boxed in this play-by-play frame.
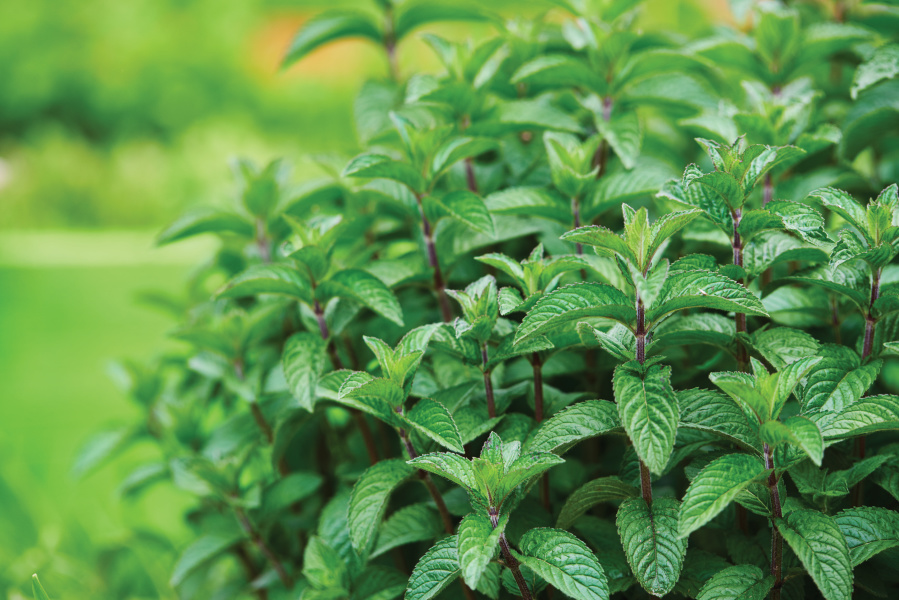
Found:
[831,296,842,344]
[255,219,271,263]
[234,506,293,589]
[764,443,783,600]
[592,96,613,179]
[532,353,551,511]
[639,461,653,506]
[482,342,496,418]
[383,8,399,82]
[235,358,276,447]
[313,299,380,465]
[763,173,773,207]
[490,507,534,600]
[572,195,583,255]
[732,209,749,371]
[464,158,478,193]
[854,266,881,505]
[234,543,268,600]
[635,293,653,507]
[416,195,453,322]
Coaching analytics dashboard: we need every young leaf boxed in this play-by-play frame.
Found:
[408,452,479,491]
[457,513,503,589]
[617,497,688,597]
[515,283,635,343]
[425,190,495,236]
[678,453,767,538]
[348,459,416,553]
[343,153,425,194]
[517,528,610,600]
[695,565,773,600]
[775,509,853,600]
[319,269,404,326]
[406,536,462,600]
[759,416,824,466]
[676,389,760,452]
[304,535,349,589]
[406,398,465,453]
[613,364,680,476]
[282,332,327,411]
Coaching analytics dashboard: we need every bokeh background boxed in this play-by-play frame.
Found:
[0,1,728,597]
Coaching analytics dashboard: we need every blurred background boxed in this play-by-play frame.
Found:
[0,0,726,597]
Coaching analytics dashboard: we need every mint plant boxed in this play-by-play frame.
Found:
[58,2,899,600]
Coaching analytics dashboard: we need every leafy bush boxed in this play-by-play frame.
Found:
[67,0,899,599]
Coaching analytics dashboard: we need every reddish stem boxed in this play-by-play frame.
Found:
[482,343,496,418]
[764,443,783,600]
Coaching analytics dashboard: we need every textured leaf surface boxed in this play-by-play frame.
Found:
[678,453,767,538]
[406,536,461,600]
[819,395,899,438]
[676,389,759,452]
[372,504,442,558]
[407,398,464,453]
[457,513,503,588]
[617,497,688,597]
[557,477,639,529]
[408,452,479,491]
[282,332,327,411]
[518,528,610,600]
[320,269,404,326]
[515,282,634,343]
[695,564,773,600]
[834,506,899,566]
[218,264,312,303]
[648,269,768,323]
[526,400,621,455]
[775,509,853,600]
[613,365,679,475]
[349,459,415,552]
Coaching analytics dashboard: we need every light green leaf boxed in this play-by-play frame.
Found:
[431,137,498,178]
[759,417,823,466]
[407,398,465,453]
[695,564,773,600]
[156,209,253,245]
[515,283,635,343]
[319,269,403,326]
[648,269,768,323]
[171,531,242,586]
[351,566,407,600]
[775,509,853,600]
[511,54,606,94]
[518,528,610,600]
[282,11,382,66]
[348,459,415,553]
[409,452,479,492]
[808,187,870,242]
[648,209,703,262]
[834,506,899,567]
[676,389,759,452]
[343,153,425,194]
[852,44,899,99]
[692,171,743,209]
[394,1,491,39]
[678,453,767,538]
[525,400,621,455]
[613,364,679,475]
[557,477,639,530]
[818,395,899,439]
[561,226,637,264]
[371,504,442,558]
[457,513,503,588]
[282,332,327,411]
[485,186,570,222]
[426,190,495,236]
[218,264,312,303]
[406,536,462,600]
[617,497,688,597]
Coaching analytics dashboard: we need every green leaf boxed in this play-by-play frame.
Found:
[486,187,570,222]
[282,11,382,66]
[759,416,824,466]
[171,531,242,586]
[407,398,465,453]
[695,565,773,600]
[852,44,899,99]
[561,226,638,264]
[343,153,425,194]
[351,566,407,600]
[617,497,688,597]
[32,575,51,600]
[372,504,442,558]
[457,513,503,588]
[319,269,404,326]
[648,269,768,323]
[557,477,639,530]
[600,112,642,169]
[678,453,767,538]
[818,395,899,439]
[775,509,853,600]
[515,283,635,343]
[677,389,759,452]
[72,426,133,478]
[794,348,877,413]
[511,54,606,94]
[613,364,679,476]
[431,137,498,178]
[156,209,253,245]
[304,535,349,589]
[218,264,312,303]
[409,452,479,492]
[834,506,899,567]
[426,190,495,236]
[518,528,610,600]
[525,400,621,455]
[282,332,327,411]
[348,459,416,553]
[497,452,565,501]
[692,171,743,210]
[648,209,703,262]
[394,1,491,40]
[808,187,870,242]
[406,536,462,600]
